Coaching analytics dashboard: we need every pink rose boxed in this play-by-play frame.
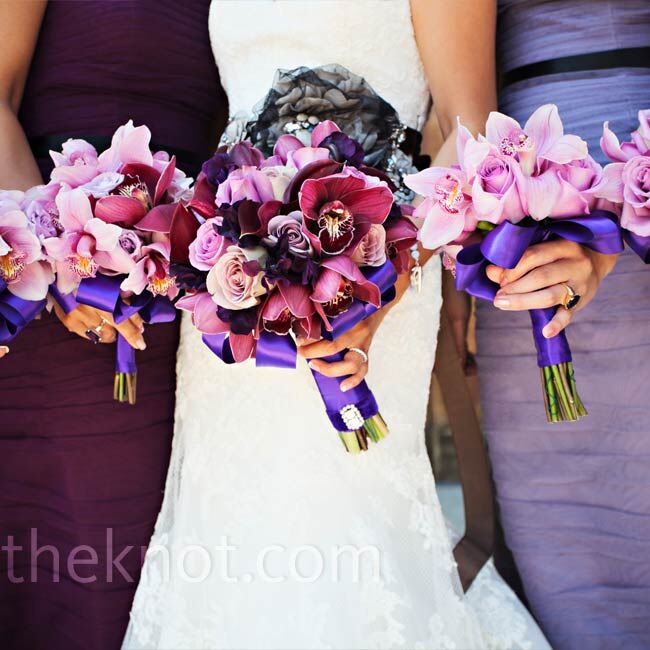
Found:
[216,165,296,206]
[206,245,268,310]
[351,223,387,267]
[598,155,650,237]
[621,156,650,236]
[549,155,605,217]
[472,152,527,223]
[265,211,313,257]
[189,218,228,270]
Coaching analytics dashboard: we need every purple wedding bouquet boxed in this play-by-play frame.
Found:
[171,120,417,452]
[405,104,623,422]
[597,109,650,262]
[38,122,190,402]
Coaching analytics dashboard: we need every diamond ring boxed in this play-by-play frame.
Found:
[348,347,369,364]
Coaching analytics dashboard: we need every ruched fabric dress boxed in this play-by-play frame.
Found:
[476,1,650,649]
[0,3,227,650]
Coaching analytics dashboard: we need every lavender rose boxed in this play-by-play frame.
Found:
[472,151,526,223]
[351,223,387,267]
[189,217,228,270]
[118,230,143,260]
[550,155,605,217]
[264,211,313,257]
[622,155,650,236]
[206,245,268,310]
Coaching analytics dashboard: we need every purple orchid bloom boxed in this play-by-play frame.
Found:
[299,167,393,256]
[310,254,381,328]
[262,283,317,338]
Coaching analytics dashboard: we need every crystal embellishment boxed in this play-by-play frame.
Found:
[340,404,365,430]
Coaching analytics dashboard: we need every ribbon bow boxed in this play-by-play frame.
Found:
[74,275,176,377]
[0,279,46,343]
[456,210,623,367]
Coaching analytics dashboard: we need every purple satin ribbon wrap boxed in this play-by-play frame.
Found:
[202,259,398,432]
[0,279,46,343]
[310,260,397,430]
[49,283,79,314]
[624,230,650,264]
[456,211,623,367]
[75,275,176,373]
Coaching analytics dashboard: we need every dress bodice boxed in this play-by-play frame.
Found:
[19,0,228,173]
[208,0,430,130]
[497,0,650,73]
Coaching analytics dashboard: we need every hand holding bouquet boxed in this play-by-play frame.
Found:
[598,109,650,262]
[172,121,416,452]
[406,104,623,422]
[43,121,190,402]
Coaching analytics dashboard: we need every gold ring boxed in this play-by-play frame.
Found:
[561,284,581,310]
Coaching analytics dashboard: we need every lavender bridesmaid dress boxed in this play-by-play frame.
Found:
[0,3,227,649]
[477,1,650,648]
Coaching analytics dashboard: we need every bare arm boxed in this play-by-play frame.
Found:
[414,0,497,361]
[0,1,146,351]
[0,0,46,190]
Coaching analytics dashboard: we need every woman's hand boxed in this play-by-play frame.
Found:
[297,309,382,392]
[0,346,8,359]
[297,264,418,390]
[487,240,618,338]
[52,303,147,350]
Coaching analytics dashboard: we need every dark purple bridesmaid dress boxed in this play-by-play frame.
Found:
[477,1,650,648]
[0,3,227,649]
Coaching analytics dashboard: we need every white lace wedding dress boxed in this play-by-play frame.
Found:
[123,2,550,649]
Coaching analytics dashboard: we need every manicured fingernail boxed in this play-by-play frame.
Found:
[340,383,350,392]
[494,297,510,308]
[543,325,556,338]
[136,340,147,350]
[139,325,145,333]
[0,346,9,355]
[308,361,316,370]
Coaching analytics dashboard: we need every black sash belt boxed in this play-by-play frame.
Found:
[501,46,650,89]
[29,134,206,175]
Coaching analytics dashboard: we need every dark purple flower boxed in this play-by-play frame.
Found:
[201,151,237,187]
[216,304,258,335]
[170,263,208,292]
[319,132,365,167]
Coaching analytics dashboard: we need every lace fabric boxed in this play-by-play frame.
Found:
[124,2,551,648]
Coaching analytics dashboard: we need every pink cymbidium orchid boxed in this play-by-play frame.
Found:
[0,209,54,300]
[485,104,588,174]
[120,240,178,299]
[44,188,132,293]
[404,167,477,251]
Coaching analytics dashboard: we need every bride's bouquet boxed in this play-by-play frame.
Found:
[406,104,623,422]
[172,121,414,452]
[42,122,189,403]
[597,109,650,262]
[0,188,55,343]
